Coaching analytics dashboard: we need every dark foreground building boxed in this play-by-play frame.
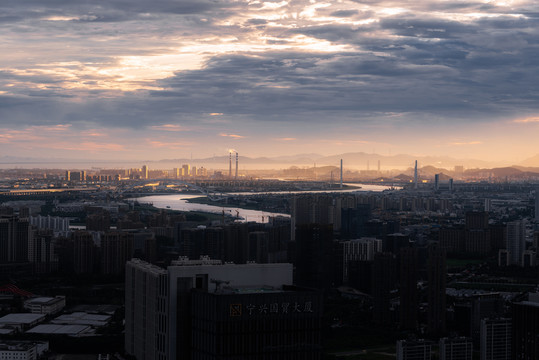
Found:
[191,285,323,360]
[512,299,539,360]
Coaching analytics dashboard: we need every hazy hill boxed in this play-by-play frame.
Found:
[520,154,539,167]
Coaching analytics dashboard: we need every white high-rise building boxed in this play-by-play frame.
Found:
[125,257,293,360]
[480,318,511,360]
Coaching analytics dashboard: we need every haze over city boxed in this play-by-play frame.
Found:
[2,0,539,165]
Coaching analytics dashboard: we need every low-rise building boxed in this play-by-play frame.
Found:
[0,340,49,360]
[24,296,65,315]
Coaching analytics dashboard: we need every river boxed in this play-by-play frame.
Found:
[131,183,398,223]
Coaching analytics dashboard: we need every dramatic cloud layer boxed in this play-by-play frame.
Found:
[1,0,539,163]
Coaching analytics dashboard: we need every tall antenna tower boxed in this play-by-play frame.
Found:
[229,152,232,178]
[340,159,343,189]
[235,152,238,179]
[414,160,418,189]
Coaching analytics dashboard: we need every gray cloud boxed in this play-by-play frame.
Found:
[1,0,539,135]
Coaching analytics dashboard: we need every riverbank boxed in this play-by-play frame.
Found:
[129,194,290,223]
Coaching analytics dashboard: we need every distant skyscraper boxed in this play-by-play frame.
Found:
[340,159,343,189]
[435,174,440,191]
[414,160,418,189]
[182,164,190,177]
[229,152,232,178]
[235,151,238,179]
[141,165,148,179]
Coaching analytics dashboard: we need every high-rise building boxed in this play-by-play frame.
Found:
[439,227,465,253]
[141,165,149,179]
[294,224,335,290]
[125,258,294,360]
[182,164,190,177]
[223,223,250,264]
[427,244,446,336]
[248,231,269,263]
[470,293,504,342]
[521,250,536,267]
[340,204,371,239]
[28,230,57,274]
[73,231,97,274]
[535,187,539,221]
[466,212,489,230]
[512,298,539,360]
[396,339,433,360]
[462,211,494,255]
[125,260,168,360]
[372,252,396,325]
[190,285,322,359]
[400,247,418,330]
[341,237,382,282]
[480,318,511,360]
[506,220,526,265]
[439,337,473,360]
[101,232,134,275]
[0,215,32,264]
[413,160,418,190]
[86,210,111,232]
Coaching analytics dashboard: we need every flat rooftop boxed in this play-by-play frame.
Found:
[0,313,46,324]
[27,324,91,335]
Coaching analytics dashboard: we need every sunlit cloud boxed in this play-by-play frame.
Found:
[80,130,107,137]
[0,0,539,163]
[28,124,72,132]
[150,124,184,132]
[260,1,289,10]
[450,141,483,146]
[219,133,245,139]
[512,116,539,123]
[147,140,190,149]
[79,142,125,152]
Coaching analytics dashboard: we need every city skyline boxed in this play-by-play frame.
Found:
[2,0,539,163]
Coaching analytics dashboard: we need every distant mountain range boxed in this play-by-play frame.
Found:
[3,152,539,170]
[521,153,539,167]
[156,152,495,169]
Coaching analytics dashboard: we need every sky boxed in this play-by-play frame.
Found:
[1,0,539,165]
